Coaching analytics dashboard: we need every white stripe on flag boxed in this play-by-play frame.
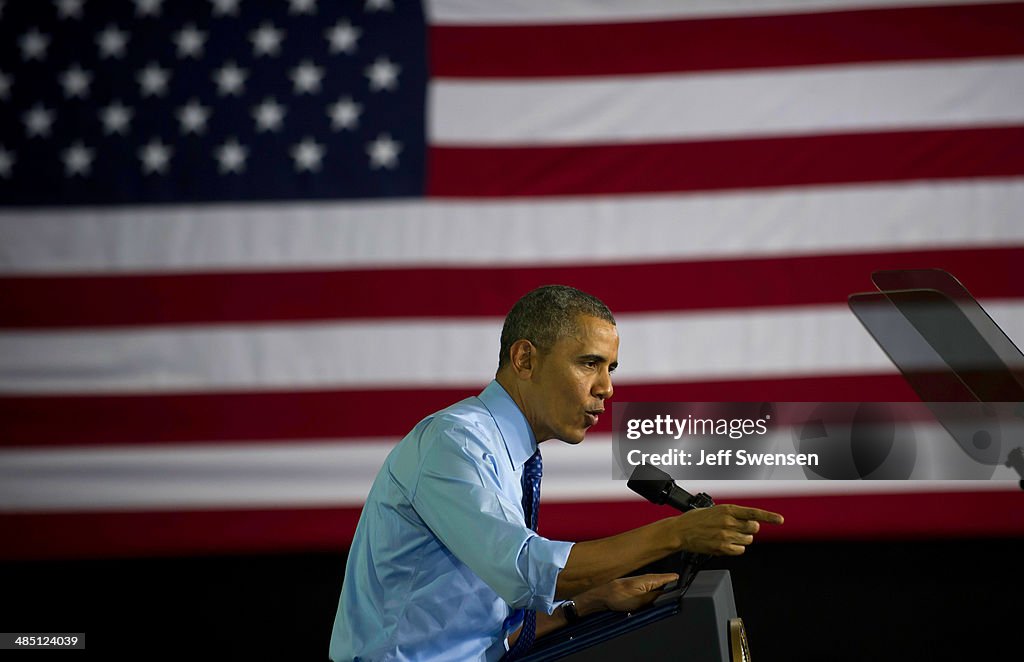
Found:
[427,0,1002,25]
[2,178,1023,274]
[430,59,1024,145]
[1,432,1018,511]
[5,302,1024,394]
[0,439,390,511]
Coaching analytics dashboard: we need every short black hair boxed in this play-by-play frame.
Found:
[497,285,616,370]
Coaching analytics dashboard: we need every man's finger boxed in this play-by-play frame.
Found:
[731,506,784,524]
[627,573,679,591]
[645,573,679,589]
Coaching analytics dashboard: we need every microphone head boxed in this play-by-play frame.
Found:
[627,464,675,504]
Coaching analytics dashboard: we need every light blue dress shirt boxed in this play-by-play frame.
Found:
[329,381,575,662]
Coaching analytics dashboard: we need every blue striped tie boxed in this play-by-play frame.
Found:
[503,449,543,660]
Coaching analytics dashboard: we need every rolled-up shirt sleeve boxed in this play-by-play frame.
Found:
[406,418,573,614]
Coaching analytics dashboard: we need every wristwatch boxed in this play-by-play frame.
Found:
[562,600,580,625]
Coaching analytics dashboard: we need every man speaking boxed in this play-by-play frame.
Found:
[329,285,783,661]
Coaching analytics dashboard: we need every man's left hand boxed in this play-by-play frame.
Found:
[576,573,679,616]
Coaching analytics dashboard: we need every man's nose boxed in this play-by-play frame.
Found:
[594,369,613,401]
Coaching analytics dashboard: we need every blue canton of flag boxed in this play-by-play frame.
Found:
[0,0,426,204]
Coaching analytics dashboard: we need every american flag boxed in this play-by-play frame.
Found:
[1,0,1023,560]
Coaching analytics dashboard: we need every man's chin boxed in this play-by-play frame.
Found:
[560,430,587,444]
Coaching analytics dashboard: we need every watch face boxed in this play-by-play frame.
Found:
[564,600,579,624]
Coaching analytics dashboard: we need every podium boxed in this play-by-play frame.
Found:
[523,570,745,661]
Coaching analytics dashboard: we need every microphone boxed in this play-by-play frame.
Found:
[627,464,714,512]
[627,464,715,599]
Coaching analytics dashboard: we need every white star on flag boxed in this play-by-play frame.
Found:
[288,0,317,15]
[55,0,85,20]
[215,138,248,174]
[97,25,129,59]
[213,62,247,96]
[210,0,241,17]
[59,64,92,98]
[250,23,284,57]
[20,29,51,61]
[326,21,360,55]
[367,133,401,169]
[24,104,55,138]
[177,100,211,135]
[137,63,171,96]
[133,0,163,17]
[328,97,361,131]
[62,141,94,176]
[365,56,399,92]
[174,24,207,59]
[291,138,324,172]
[252,98,286,132]
[0,146,14,178]
[290,61,323,95]
[139,139,172,174]
[100,101,134,136]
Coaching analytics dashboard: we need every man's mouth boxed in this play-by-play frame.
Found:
[584,409,604,426]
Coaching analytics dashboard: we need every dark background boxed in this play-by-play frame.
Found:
[2,536,1021,661]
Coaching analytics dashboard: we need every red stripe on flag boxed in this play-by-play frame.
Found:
[541,491,1024,544]
[0,375,921,448]
[431,4,1024,78]
[427,127,1024,197]
[2,490,1021,560]
[0,507,363,561]
[3,247,1022,328]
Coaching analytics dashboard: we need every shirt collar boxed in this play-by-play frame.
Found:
[478,380,538,470]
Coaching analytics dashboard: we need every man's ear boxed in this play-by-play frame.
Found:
[508,339,537,378]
